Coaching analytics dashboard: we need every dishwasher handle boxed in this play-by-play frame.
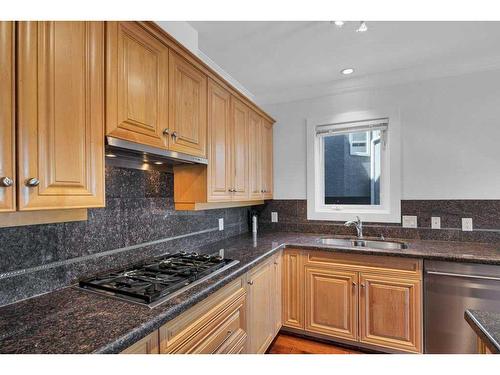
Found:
[425,270,500,282]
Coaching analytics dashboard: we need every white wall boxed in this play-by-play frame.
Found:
[265,70,500,200]
[157,21,255,101]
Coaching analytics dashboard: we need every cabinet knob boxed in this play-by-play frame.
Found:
[171,131,178,140]
[247,280,254,285]
[162,128,170,136]
[360,283,366,288]
[0,177,13,187]
[26,178,40,187]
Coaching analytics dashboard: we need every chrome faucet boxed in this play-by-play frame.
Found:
[345,216,363,238]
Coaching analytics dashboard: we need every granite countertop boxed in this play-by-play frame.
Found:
[465,309,500,354]
[0,231,499,354]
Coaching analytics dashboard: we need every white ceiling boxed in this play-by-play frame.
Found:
[189,21,500,104]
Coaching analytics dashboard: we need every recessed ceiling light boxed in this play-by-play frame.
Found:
[153,161,163,165]
[356,21,368,33]
[105,153,116,158]
[341,68,354,75]
[333,21,344,27]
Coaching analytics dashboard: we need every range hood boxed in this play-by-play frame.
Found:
[105,137,208,168]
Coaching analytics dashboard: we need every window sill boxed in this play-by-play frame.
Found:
[307,205,401,223]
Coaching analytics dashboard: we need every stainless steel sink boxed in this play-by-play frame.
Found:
[320,238,408,250]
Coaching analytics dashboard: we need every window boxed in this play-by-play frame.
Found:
[306,111,401,223]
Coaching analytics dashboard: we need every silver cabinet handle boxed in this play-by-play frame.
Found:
[171,131,178,140]
[0,177,13,187]
[352,281,357,289]
[26,178,40,187]
[425,270,500,282]
[162,128,170,136]
[247,280,254,285]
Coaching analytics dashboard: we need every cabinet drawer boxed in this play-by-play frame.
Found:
[194,299,246,354]
[159,277,246,353]
[304,251,422,279]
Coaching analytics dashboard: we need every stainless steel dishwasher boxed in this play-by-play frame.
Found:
[424,260,500,353]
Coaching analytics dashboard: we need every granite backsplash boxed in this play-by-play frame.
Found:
[0,166,249,307]
[257,199,500,243]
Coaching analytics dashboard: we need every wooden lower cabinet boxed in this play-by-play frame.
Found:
[272,252,283,335]
[121,331,159,354]
[159,277,247,354]
[283,249,423,353]
[305,266,358,341]
[282,249,305,330]
[246,256,274,353]
[359,273,422,353]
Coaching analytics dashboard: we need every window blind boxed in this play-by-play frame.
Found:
[316,118,389,136]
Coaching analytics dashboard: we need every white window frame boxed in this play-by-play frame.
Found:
[306,109,401,223]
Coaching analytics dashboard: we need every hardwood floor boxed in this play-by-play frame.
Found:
[267,333,363,354]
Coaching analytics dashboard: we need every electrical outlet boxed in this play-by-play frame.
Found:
[271,212,278,223]
[462,218,473,232]
[402,215,417,228]
[218,218,224,231]
[431,217,441,229]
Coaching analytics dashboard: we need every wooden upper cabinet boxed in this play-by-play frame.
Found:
[248,110,262,200]
[305,267,358,341]
[230,97,249,200]
[0,22,15,212]
[106,21,169,148]
[261,119,273,199]
[17,22,105,210]
[169,50,207,158]
[359,273,422,353]
[207,79,232,202]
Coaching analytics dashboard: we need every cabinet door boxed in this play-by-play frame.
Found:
[106,22,169,148]
[169,50,207,157]
[248,110,262,200]
[282,249,305,330]
[207,79,232,201]
[305,267,358,341]
[17,22,105,210]
[230,97,249,200]
[272,252,283,335]
[247,258,274,353]
[359,273,422,353]
[261,119,273,199]
[0,22,15,212]
[121,331,159,354]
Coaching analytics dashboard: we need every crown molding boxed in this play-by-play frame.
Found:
[197,49,256,102]
[256,55,500,106]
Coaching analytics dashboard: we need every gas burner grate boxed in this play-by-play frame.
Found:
[79,252,238,307]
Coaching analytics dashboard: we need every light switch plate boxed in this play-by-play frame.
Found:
[402,215,417,228]
[462,218,473,232]
[431,217,441,229]
[218,218,224,231]
[271,212,278,223]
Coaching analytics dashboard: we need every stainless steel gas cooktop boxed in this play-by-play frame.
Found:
[79,252,238,308]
